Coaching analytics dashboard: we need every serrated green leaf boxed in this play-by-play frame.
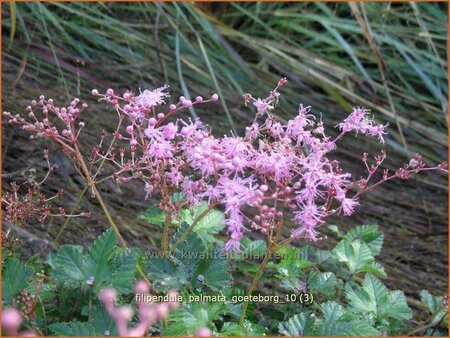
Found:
[192,254,232,292]
[88,228,117,265]
[51,245,94,287]
[345,225,384,256]
[190,203,225,245]
[50,230,137,293]
[275,246,314,278]
[147,257,185,292]
[234,237,267,262]
[170,222,204,260]
[332,240,374,274]
[318,321,350,336]
[149,227,231,293]
[241,237,267,256]
[91,307,118,336]
[308,271,337,297]
[363,274,389,312]
[139,206,166,226]
[420,289,444,312]
[327,224,344,238]
[320,301,345,321]
[362,261,386,277]
[279,313,315,336]
[162,303,217,336]
[106,250,137,293]
[383,290,413,320]
[345,274,389,317]
[347,319,380,336]
[315,249,332,264]
[2,258,32,304]
[220,321,267,336]
[49,322,97,336]
[420,290,446,324]
[298,245,316,261]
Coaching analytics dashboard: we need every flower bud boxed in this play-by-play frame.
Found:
[182,100,192,107]
[278,77,287,87]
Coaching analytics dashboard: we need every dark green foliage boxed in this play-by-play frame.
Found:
[147,223,232,293]
[2,257,32,304]
[1,222,446,336]
[275,225,414,336]
[48,229,137,293]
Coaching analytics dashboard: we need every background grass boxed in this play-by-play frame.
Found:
[2,1,448,319]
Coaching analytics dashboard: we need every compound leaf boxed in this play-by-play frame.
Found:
[332,240,374,274]
[51,245,93,287]
[345,225,384,256]
[320,301,345,321]
[308,271,337,297]
[49,322,97,336]
[279,313,315,336]
[88,228,117,266]
[2,258,32,304]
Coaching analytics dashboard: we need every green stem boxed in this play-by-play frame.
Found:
[162,214,171,252]
[239,219,285,326]
[407,303,448,336]
[238,248,272,326]
[73,144,151,286]
[169,202,217,255]
[54,185,89,244]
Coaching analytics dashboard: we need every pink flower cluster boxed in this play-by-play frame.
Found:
[4,79,447,252]
[100,281,179,336]
[2,283,212,337]
[338,107,388,143]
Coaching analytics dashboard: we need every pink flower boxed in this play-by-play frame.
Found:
[147,139,173,159]
[245,123,260,141]
[134,85,170,110]
[338,107,388,143]
[144,182,153,200]
[253,98,273,115]
[162,122,177,140]
[22,81,444,254]
[165,168,183,186]
[336,189,359,216]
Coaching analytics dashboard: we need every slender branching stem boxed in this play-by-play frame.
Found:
[407,302,448,336]
[169,202,218,255]
[239,219,285,326]
[54,185,89,244]
[72,143,151,285]
[238,248,271,326]
[162,213,171,252]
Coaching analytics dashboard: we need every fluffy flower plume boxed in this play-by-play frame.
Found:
[5,80,446,252]
[338,107,388,143]
[134,85,170,111]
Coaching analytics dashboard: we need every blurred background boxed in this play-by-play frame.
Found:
[2,1,448,316]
